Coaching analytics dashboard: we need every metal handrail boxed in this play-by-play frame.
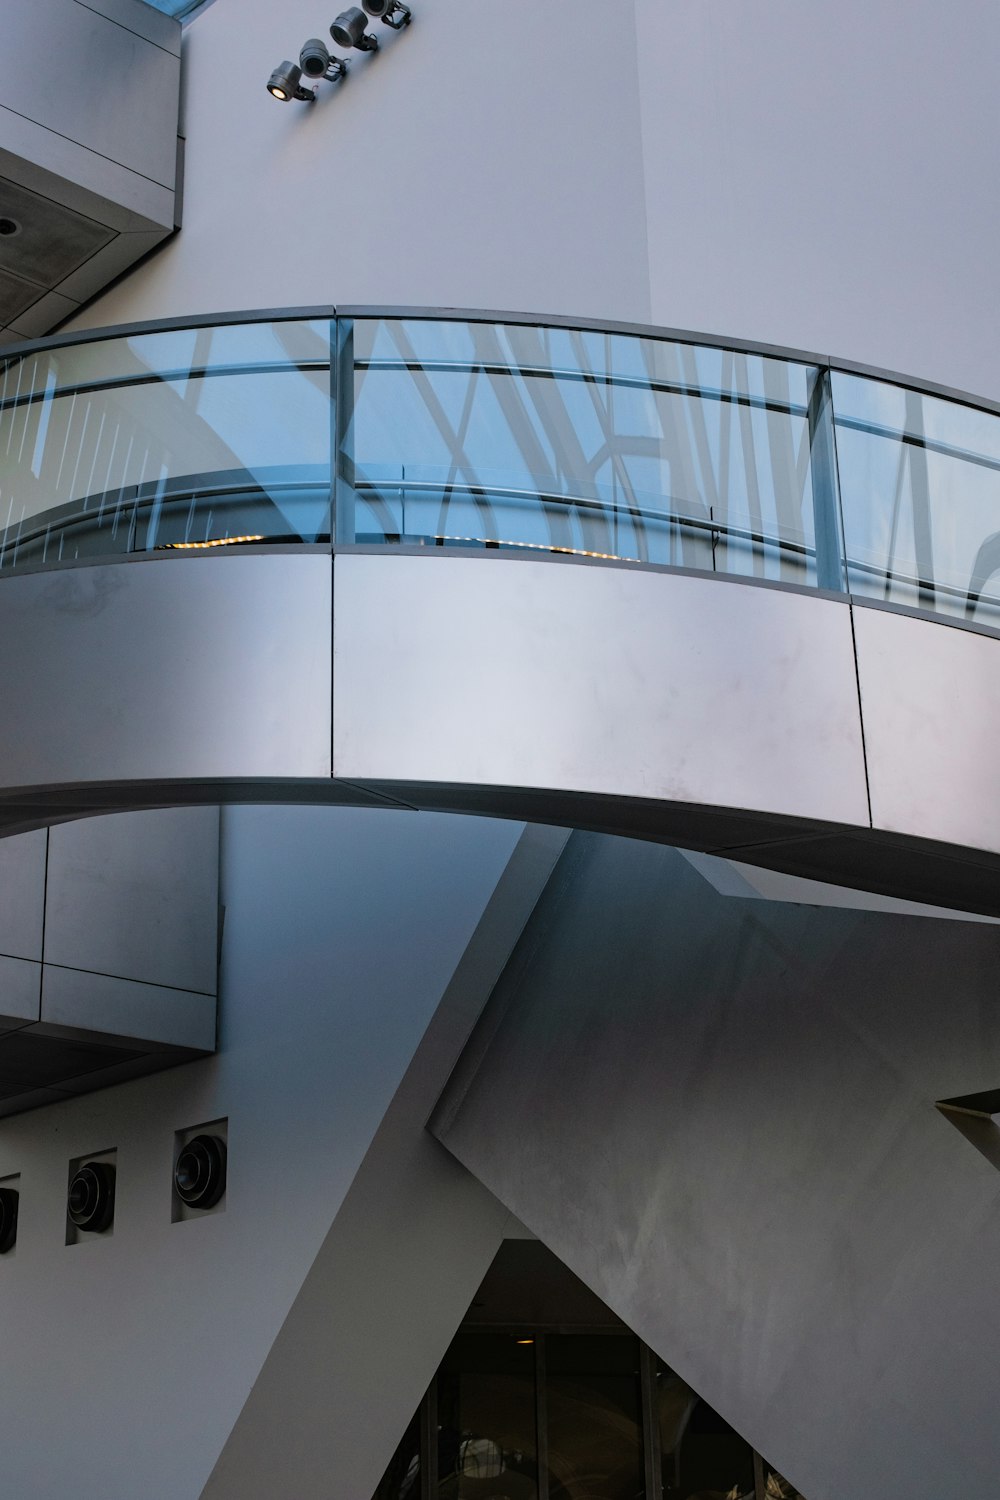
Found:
[2,304,998,419]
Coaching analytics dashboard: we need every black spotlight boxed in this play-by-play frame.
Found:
[0,1188,18,1254]
[68,1162,115,1234]
[299,39,349,83]
[174,1134,227,1211]
[266,60,316,102]
[300,37,330,76]
[362,0,412,27]
[330,7,378,50]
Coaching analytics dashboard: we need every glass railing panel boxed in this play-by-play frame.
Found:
[2,319,329,391]
[7,305,1000,638]
[351,319,826,582]
[833,370,1000,624]
[0,320,331,568]
[632,340,822,587]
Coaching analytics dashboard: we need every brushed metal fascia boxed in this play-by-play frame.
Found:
[0,954,42,1025]
[45,808,219,996]
[0,554,332,788]
[0,829,46,962]
[854,603,1000,856]
[332,555,870,829]
[40,964,215,1051]
[4,545,1000,912]
[1,0,180,191]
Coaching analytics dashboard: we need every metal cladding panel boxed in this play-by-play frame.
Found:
[0,954,42,1024]
[0,830,46,962]
[40,964,216,1051]
[82,0,182,52]
[0,0,180,191]
[0,116,174,232]
[0,555,332,789]
[333,555,870,828]
[854,604,1000,856]
[0,0,179,342]
[45,808,219,996]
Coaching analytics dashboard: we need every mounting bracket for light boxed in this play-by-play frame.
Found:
[363,0,412,29]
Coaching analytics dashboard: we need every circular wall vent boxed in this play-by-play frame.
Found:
[68,1162,115,1233]
[0,1188,18,1254]
[174,1134,227,1210]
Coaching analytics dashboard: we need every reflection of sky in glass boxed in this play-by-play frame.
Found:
[2,312,1000,617]
[0,323,329,531]
[833,371,1000,463]
[354,319,818,580]
[833,370,1000,620]
[139,0,211,19]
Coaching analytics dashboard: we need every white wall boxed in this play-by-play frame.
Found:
[69,0,1000,401]
[635,0,1000,398]
[70,0,652,328]
[0,805,523,1500]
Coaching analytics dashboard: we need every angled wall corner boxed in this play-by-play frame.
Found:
[431,830,1000,1500]
[0,808,219,1115]
[0,0,181,344]
[200,821,569,1500]
[936,1089,1000,1173]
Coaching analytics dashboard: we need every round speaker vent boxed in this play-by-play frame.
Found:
[68,1162,115,1234]
[174,1134,226,1210]
[0,1187,18,1254]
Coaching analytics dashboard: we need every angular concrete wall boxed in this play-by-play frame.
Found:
[0,805,527,1499]
[433,832,1000,1498]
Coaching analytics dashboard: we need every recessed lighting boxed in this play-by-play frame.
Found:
[160,534,266,550]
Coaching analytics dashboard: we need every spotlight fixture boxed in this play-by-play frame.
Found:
[362,0,412,27]
[330,7,379,50]
[299,38,349,83]
[67,1161,115,1234]
[174,1134,227,1211]
[266,60,317,103]
[0,1188,18,1254]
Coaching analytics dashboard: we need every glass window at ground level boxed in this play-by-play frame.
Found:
[373,1331,810,1500]
[658,1363,755,1499]
[545,1334,643,1500]
[374,1406,421,1500]
[438,1332,538,1498]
